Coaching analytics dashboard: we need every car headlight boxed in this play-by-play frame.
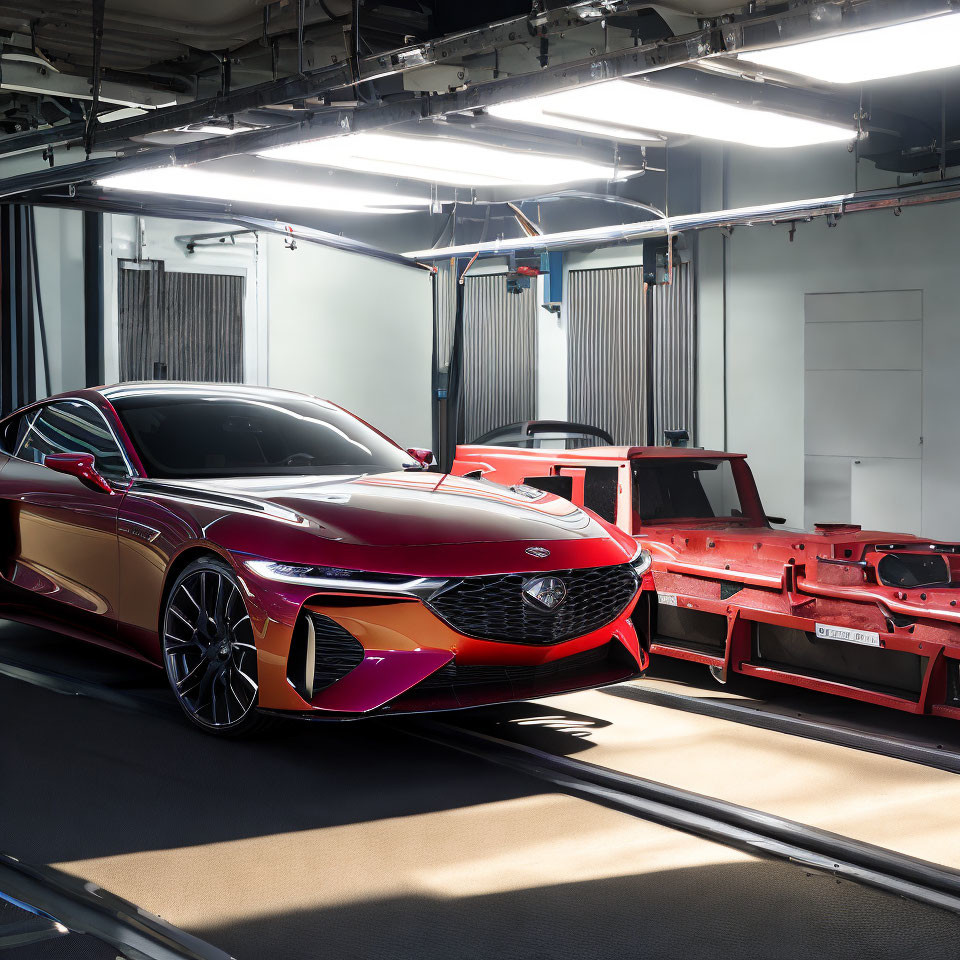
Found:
[244,560,447,597]
[630,547,653,577]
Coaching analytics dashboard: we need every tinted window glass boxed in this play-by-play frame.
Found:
[18,401,129,480]
[632,459,744,523]
[112,394,411,479]
[0,414,28,453]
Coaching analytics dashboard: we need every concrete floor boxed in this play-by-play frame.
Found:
[2,625,960,959]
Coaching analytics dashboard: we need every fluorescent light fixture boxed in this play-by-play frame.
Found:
[260,132,625,186]
[177,123,257,136]
[96,167,429,214]
[488,91,664,143]
[487,79,854,149]
[738,12,960,84]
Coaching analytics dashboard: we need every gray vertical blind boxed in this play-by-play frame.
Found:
[567,266,646,445]
[462,273,537,442]
[434,258,457,369]
[650,262,697,445]
[117,261,161,384]
[119,261,244,383]
[161,271,244,382]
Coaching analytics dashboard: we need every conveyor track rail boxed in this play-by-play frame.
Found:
[413,719,960,917]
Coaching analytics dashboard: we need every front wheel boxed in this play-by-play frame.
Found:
[162,557,271,737]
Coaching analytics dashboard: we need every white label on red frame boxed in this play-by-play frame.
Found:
[815,623,881,647]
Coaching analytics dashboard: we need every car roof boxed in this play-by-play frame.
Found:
[97,382,332,406]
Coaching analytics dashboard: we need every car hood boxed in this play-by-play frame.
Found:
[143,471,617,548]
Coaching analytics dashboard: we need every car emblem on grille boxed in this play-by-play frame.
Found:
[525,546,550,558]
[522,576,567,611]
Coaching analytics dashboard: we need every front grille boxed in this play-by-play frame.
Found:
[309,613,365,691]
[428,563,638,644]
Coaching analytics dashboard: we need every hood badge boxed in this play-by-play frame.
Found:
[522,576,567,611]
[525,546,551,559]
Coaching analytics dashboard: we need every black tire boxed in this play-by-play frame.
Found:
[161,556,273,737]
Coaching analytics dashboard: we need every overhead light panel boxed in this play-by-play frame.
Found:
[176,123,258,136]
[96,167,428,213]
[488,91,664,143]
[486,79,855,149]
[738,12,960,83]
[260,133,626,186]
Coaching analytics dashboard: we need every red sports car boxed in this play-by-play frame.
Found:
[454,422,960,721]
[0,387,648,735]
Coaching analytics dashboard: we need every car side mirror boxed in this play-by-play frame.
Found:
[44,453,114,495]
[406,448,435,467]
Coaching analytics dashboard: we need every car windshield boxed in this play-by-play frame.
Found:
[632,458,757,525]
[112,394,413,479]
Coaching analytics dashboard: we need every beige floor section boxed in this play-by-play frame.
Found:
[475,683,960,869]
[52,793,741,929]
[6,673,960,959]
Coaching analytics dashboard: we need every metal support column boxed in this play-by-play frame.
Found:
[83,211,104,387]
[0,205,36,414]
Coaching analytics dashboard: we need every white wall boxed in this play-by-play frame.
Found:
[264,233,434,450]
[32,207,85,396]
[98,215,434,450]
[698,143,960,538]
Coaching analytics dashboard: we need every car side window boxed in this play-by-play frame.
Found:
[0,414,28,454]
[18,401,129,481]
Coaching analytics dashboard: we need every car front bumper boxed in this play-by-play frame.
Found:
[237,563,647,715]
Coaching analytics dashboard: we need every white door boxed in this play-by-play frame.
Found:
[804,290,923,533]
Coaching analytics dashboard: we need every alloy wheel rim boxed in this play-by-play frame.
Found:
[163,570,258,728]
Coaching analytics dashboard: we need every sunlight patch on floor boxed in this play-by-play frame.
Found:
[53,792,742,927]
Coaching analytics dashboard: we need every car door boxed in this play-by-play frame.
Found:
[0,399,130,637]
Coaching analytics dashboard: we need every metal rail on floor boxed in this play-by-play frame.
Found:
[413,719,960,918]
[0,854,234,960]
[604,684,960,775]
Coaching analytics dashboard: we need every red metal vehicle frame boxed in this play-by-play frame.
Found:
[453,441,960,720]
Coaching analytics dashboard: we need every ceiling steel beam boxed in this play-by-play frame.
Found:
[0,0,659,161]
[404,174,960,260]
[90,0,960,149]
[0,0,949,202]
[0,24,720,199]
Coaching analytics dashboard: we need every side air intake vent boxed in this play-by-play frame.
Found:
[288,612,365,700]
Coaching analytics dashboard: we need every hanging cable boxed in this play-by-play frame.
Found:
[297,0,306,76]
[83,0,106,156]
[317,0,345,23]
[27,208,51,397]
[351,0,376,103]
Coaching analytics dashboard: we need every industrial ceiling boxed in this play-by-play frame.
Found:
[0,0,955,253]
